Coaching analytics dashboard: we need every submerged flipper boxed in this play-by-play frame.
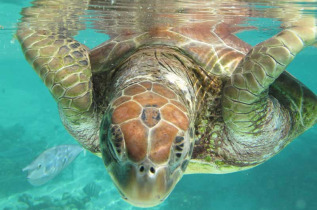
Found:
[223,26,316,131]
[17,0,98,152]
[186,25,316,175]
[222,26,316,161]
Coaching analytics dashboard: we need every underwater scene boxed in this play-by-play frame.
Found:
[0,0,316,209]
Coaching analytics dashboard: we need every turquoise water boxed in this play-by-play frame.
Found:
[0,0,316,209]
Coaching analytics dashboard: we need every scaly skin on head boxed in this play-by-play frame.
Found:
[99,46,200,207]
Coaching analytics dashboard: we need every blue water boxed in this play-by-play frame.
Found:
[0,1,316,209]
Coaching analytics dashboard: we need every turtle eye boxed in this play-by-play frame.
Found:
[173,136,185,161]
[38,164,42,169]
[109,125,125,161]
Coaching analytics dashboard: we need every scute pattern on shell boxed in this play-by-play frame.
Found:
[90,22,251,79]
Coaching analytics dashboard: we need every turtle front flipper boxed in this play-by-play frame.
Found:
[17,0,99,153]
[222,25,316,164]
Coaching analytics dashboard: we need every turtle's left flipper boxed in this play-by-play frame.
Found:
[222,26,316,159]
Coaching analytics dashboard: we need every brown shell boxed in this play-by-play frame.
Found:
[88,0,253,78]
[90,23,251,78]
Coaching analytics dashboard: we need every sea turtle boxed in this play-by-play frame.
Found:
[17,0,316,207]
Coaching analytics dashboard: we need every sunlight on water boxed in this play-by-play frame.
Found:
[0,0,316,209]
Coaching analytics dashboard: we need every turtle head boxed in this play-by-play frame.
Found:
[100,82,194,207]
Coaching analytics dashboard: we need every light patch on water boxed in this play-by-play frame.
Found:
[296,199,307,210]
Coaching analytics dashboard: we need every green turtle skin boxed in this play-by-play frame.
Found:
[17,0,317,207]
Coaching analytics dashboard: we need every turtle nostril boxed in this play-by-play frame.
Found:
[150,167,155,174]
[139,166,145,172]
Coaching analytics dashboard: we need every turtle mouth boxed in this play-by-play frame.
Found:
[107,160,182,207]
[117,188,128,200]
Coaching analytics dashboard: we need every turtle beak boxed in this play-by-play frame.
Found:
[108,160,182,207]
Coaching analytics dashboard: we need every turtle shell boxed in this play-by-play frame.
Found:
[88,0,253,78]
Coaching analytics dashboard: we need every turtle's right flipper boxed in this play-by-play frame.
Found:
[222,25,316,163]
[17,0,98,151]
[17,0,93,121]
